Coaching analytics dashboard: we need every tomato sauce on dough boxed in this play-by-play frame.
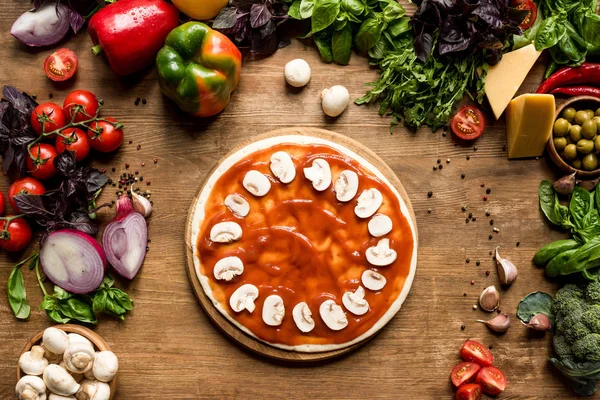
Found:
[197,143,414,346]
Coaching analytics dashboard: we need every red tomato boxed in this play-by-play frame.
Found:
[44,48,78,82]
[26,144,58,180]
[460,340,494,367]
[455,384,482,400]
[0,191,5,216]
[451,106,485,141]
[451,362,481,388]
[87,118,124,153]
[8,178,46,213]
[63,90,99,123]
[56,128,91,162]
[0,217,32,252]
[30,103,66,136]
[476,366,507,395]
[512,0,538,30]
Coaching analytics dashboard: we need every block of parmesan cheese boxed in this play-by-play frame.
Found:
[506,94,555,159]
[485,44,543,119]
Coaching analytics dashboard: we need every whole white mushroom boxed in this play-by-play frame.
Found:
[49,395,76,400]
[43,328,69,356]
[76,379,110,400]
[92,351,118,383]
[19,346,49,376]
[284,59,311,88]
[15,375,47,400]
[321,85,350,117]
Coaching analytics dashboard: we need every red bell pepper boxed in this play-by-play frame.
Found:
[88,0,179,76]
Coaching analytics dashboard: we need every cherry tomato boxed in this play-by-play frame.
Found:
[476,366,507,395]
[512,0,538,30]
[0,217,32,252]
[460,340,494,367]
[8,178,46,213]
[26,144,58,180]
[0,191,5,216]
[30,103,66,136]
[451,106,485,141]
[63,90,99,123]
[451,362,481,387]
[87,118,124,153]
[455,383,482,400]
[56,128,91,162]
[44,48,78,82]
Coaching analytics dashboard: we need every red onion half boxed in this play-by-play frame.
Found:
[40,229,107,294]
[102,196,148,280]
[11,2,70,47]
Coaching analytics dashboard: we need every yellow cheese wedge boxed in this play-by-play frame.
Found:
[506,94,555,159]
[485,44,543,119]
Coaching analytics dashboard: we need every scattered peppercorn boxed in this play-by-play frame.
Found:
[135,97,141,106]
[140,177,144,181]
[137,145,141,151]
[480,183,485,188]
[493,227,499,233]
[31,94,37,100]
[49,93,53,99]
[142,98,147,105]
[427,191,432,198]
[463,292,467,297]
[473,146,478,151]
[438,164,443,170]
[146,246,150,251]
[476,261,480,266]
[146,180,151,186]
[490,220,494,225]
[129,140,133,144]
[461,324,466,330]
[461,173,466,179]
[472,217,477,222]
[516,242,520,247]
[486,270,490,276]
[437,159,441,164]
[489,345,493,350]
[428,208,432,213]
[442,132,447,137]
[502,145,507,152]
[485,211,490,217]
[471,280,475,285]
[446,159,450,163]
[468,212,473,218]
[125,163,130,169]
[462,206,467,212]
[466,156,470,160]
[112,168,116,172]
[465,218,470,223]
[433,166,437,171]
[466,258,470,264]
[486,188,491,194]
[483,196,488,201]
[489,235,493,240]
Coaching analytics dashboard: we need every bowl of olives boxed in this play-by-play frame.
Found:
[548,96,600,178]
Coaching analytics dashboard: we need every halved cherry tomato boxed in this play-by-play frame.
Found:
[456,383,482,400]
[451,362,481,388]
[460,340,494,367]
[0,216,32,252]
[56,128,91,162]
[476,366,507,395]
[26,144,58,180]
[44,48,78,82]
[63,90,100,123]
[0,191,5,216]
[87,118,124,153]
[451,106,485,141]
[512,0,538,30]
[8,178,46,213]
[30,103,66,136]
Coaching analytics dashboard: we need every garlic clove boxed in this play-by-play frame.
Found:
[292,302,315,333]
[303,159,332,191]
[525,313,552,332]
[553,172,576,195]
[365,238,397,266]
[319,300,348,331]
[342,286,369,316]
[495,247,518,285]
[477,313,511,333]
[229,284,259,313]
[355,188,383,219]
[334,170,359,202]
[224,194,250,217]
[243,170,271,197]
[270,151,296,184]
[368,214,393,237]
[131,187,152,218]
[213,256,244,281]
[479,285,500,312]
[361,270,387,291]
[210,221,242,243]
[578,176,600,191]
[262,294,285,326]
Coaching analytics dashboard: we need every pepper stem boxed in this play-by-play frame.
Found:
[91,45,104,56]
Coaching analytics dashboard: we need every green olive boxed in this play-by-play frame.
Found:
[562,107,577,122]
[595,136,600,152]
[586,110,596,119]
[593,116,600,131]
[596,107,600,117]
[554,137,568,152]
[583,153,599,171]
[564,144,578,160]
[576,110,592,125]
[572,159,583,169]
[570,125,583,142]
[582,120,598,139]
[554,118,570,137]
[578,139,595,154]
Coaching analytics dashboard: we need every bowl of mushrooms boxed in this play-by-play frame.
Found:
[16,325,118,400]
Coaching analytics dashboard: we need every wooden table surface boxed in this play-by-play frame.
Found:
[0,1,583,399]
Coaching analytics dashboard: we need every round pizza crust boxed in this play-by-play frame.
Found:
[191,134,418,352]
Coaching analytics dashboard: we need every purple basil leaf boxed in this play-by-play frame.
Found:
[260,20,276,39]
[472,4,501,29]
[54,150,76,176]
[14,146,28,177]
[250,28,279,57]
[250,3,272,29]
[67,211,97,235]
[232,0,255,12]
[278,36,291,49]
[3,86,37,115]
[213,7,239,30]
[13,194,51,219]
[414,31,434,62]
[86,170,108,193]
[68,9,85,33]
[2,145,14,174]
[439,39,471,54]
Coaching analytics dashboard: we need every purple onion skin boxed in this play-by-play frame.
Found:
[40,229,106,294]
[11,2,70,47]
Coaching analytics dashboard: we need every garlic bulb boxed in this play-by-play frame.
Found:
[479,285,500,312]
[495,247,518,285]
[477,314,511,333]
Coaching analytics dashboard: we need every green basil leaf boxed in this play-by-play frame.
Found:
[332,25,352,65]
[535,16,567,50]
[314,33,334,63]
[113,289,133,310]
[595,182,600,211]
[341,0,364,15]
[299,0,314,19]
[39,295,59,311]
[46,309,70,324]
[570,187,594,229]
[288,0,302,19]
[382,1,405,22]
[7,266,30,320]
[92,290,109,315]
[53,286,72,301]
[354,17,382,53]
[311,0,340,33]
[387,17,410,37]
[27,254,39,271]
[517,291,554,324]
[60,297,97,324]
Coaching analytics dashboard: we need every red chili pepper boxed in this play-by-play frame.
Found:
[550,86,600,97]
[88,0,179,76]
[536,63,600,94]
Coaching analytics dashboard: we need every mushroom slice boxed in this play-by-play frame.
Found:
[355,189,383,219]
[224,194,250,217]
[368,214,393,237]
[229,284,259,313]
[292,302,315,333]
[243,170,271,197]
[262,295,285,326]
[270,151,296,184]
[209,221,242,243]
[19,345,49,376]
[361,270,387,291]
[43,364,80,396]
[342,286,370,316]
[334,170,359,202]
[213,256,244,281]
[319,300,348,331]
[16,375,46,400]
[366,238,397,266]
[303,159,332,191]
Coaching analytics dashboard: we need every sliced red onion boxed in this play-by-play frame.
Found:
[102,196,148,280]
[11,2,70,47]
[40,229,107,294]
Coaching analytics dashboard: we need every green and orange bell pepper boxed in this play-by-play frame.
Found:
[156,22,242,118]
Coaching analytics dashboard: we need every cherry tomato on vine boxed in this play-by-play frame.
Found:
[63,90,99,123]
[511,0,538,30]
[30,103,66,136]
[455,383,482,400]
[476,366,507,395]
[451,362,481,387]
[44,48,78,82]
[0,191,5,216]
[26,144,58,180]
[0,217,32,252]
[451,106,485,141]
[56,128,91,162]
[460,340,494,367]
[8,177,46,213]
[87,118,124,153]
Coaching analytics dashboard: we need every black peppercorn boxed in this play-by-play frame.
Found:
[461,173,466,179]
[427,191,433,197]
[490,220,494,225]
[486,188,491,194]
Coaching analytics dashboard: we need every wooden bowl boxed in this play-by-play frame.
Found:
[547,96,600,179]
[16,325,117,399]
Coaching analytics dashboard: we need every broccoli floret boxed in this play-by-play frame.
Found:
[554,335,573,361]
[582,305,600,333]
[556,284,585,301]
[587,282,600,304]
[552,297,585,321]
[565,321,591,344]
[573,333,600,361]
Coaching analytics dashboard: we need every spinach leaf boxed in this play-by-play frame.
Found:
[550,358,600,396]
[332,25,352,65]
[561,237,600,276]
[311,0,340,33]
[570,187,594,230]
[539,180,571,227]
[299,0,314,19]
[517,291,554,325]
[7,264,30,320]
